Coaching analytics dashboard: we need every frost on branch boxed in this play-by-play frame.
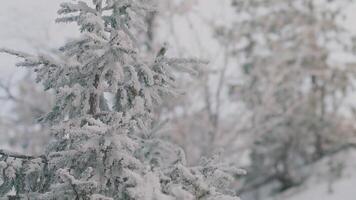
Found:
[0,0,241,199]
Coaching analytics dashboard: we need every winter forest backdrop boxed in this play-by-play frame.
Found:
[1,0,356,199]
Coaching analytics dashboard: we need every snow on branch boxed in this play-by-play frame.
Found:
[0,149,47,162]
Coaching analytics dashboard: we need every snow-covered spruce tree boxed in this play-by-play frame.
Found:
[229,0,356,194]
[0,0,242,199]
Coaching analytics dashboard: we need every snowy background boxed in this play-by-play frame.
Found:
[1,0,356,199]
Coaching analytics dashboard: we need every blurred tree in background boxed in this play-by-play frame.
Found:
[228,0,356,197]
[0,74,52,155]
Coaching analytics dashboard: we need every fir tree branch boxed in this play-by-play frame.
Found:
[0,48,30,59]
[0,149,47,162]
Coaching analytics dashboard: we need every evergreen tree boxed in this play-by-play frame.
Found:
[0,0,242,199]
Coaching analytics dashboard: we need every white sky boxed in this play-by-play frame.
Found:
[0,0,78,79]
[0,0,355,77]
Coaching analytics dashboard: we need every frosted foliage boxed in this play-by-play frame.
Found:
[0,0,240,199]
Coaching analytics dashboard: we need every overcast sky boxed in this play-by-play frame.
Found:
[0,0,356,111]
[0,0,77,79]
